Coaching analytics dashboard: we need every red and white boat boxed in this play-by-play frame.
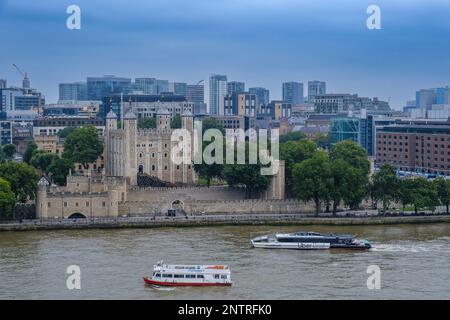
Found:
[143,260,232,287]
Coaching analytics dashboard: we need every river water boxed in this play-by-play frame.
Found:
[1,224,450,299]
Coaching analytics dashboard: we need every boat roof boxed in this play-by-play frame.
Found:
[154,263,231,274]
[276,232,355,238]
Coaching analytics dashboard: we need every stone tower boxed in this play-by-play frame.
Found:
[105,109,118,176]
[123,108,137,185]
[157,108,171,130]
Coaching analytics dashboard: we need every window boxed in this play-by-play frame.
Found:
[162,274,173,278]
[48,202,51,207]
[185,274,196,278]
[174,274,184,278]
[64,202,67,207]
[221,275,227,279]
[155,273,161,278]
[214,274,220,279]
[196,275,205,279]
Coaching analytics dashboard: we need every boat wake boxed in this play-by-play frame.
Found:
[150,285,176,291]
[371,243,450,253]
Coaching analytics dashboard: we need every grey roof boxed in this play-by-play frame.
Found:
[182,109,193,117]
[123,108,137,120]
[106,109,118,119]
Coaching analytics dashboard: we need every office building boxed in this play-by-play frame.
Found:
[187,84,204,104]
[0,87,45,112]
[33,116,105,137]
[249,87,270,107]
[282,82,304,105]
[209,75,227,115]
[376,120,450,175]
[156,80,169,94]
[134,78,158,95]
[259,101,292,120]
[0,79,6,89]
[308,81,326,103]
[227,81,245,96]
[314,94,390,114]
[0,121,12,145]
[87,75,132,100]
[172,82,188,97]
[59,82,88,101]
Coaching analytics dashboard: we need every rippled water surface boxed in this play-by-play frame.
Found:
[1,224,450,299]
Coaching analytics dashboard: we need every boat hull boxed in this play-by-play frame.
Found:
[143,277,232,287]
[251,241,330,250]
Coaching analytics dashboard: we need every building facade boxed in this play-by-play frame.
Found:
[59,82,88,101]
[282,82,303,105]
[87,76,132,101]
[308,81,326,103]
[376,121,450,175]
[186,84,204,104]
[209,75,227,116]
[249,87,270,107]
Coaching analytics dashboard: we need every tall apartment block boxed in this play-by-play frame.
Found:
[282,82,304,105]
[209,75,227,115]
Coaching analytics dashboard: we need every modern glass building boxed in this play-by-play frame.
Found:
[209,75,227,115]
[173,82,188,97]
[227,81,245,96]
[187,84,204,104]
[308,81,326,103]
[87,76,132,101]
[134,78,158,95]
[328,117,360,145]
[59,82,88,101]
[282,81,303,105]
[249,87,270,107]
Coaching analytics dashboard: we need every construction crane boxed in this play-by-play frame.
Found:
[12,64,30,89]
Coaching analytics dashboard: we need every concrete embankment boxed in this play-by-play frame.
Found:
[1,214,450,232]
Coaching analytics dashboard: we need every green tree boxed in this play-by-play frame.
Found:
[292,151,332,215]
[138,117,156,129]
[0,148,6,163]
[330,140,370,175]
[329,159,367,215]
[0,177,16,218]
[279,131,305,143]
[223,163,272,198]
[280,139,317,196]
[62,126,103,170]
[193,117,226,186]
[434,177,450,214]
[47,158,74,186]
[30,150,59,173]
[399,178,437,214]
[2,144,16,159]
[23,141,38,164]
[372,164,400,212]
[57,127,77,139]
[314,134,330,150]
[170,114,182,129]
[0,162,38,202]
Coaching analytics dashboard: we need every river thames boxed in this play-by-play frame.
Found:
[1,224,449,299]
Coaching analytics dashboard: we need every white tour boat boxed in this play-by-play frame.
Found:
[143,260,232,287]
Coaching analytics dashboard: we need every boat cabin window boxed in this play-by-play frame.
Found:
[174,274,184,278]
[214,274,220,279]
[162,274,173,278]
[196,275,205,279]
[185,274,196,278]
[155,273,161,277]
[221,275,227,279]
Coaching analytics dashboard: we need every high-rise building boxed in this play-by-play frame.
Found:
[59,82,88,101]
[156,80,169,94]
[249,87,270,107]
[134,78,158,94]
[416,86,450,110]
[0,79,6,89]
[0,87,45,112]
[187,84,204,104]
[227,81,245,96]
[282,82,304,105]
[87,75,132,101]
[308,81,326,103]
[173,82,188,97]
[209,75,227,115]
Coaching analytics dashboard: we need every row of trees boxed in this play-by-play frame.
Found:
[370,164,450,214]
[138,114,182,129]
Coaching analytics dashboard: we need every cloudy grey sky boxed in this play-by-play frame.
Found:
[0,0,449,108]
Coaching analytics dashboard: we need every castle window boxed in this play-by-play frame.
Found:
[164,165,168,170]
[164,153,167,157]
[139,153,143,158]
[75,202,79,207]
[48,202,51,208]
[152,165,155,171]
[177,165,180,170]
[64,202,67,207]
[86,202,89,207]
[102,202,106,207]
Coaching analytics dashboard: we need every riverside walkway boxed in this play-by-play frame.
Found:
[1,211,450,231]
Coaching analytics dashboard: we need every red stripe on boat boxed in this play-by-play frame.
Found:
[143,277,231,287]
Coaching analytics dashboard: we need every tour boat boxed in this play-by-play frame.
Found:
[251,231,371,250]
[143,260,232,287]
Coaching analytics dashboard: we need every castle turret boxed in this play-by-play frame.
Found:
[105,109,118,176]
[123,108,137,185]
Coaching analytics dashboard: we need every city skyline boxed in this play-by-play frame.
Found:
[0,0,450,108]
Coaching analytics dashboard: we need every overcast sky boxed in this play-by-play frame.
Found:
[0,0,449,108]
